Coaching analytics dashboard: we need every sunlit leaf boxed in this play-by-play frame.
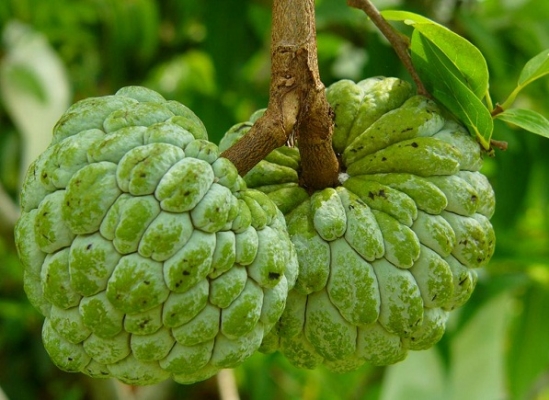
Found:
[518,49,549,87]
[449,293,512,400]
[381,9,433,25]
[499,49,549,110]
[411,31,493,148]
[506,284,549,400]
[381,348,447,400]
[412,23,488,98]
[381,10,489,99]
[3,65,47,103]
[0,21,71,175]
[496,108,549,139]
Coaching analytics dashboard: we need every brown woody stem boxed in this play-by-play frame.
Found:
[221,0,339,190]
[347,0,429,96]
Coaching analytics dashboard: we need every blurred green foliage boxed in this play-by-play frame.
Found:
[0,0,548,399]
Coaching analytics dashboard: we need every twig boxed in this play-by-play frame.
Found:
[490,139,508,151]
[347,0,429,96]
[221,0,339,190]
[217,369,240,400]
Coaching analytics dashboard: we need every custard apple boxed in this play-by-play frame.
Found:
[15,86,298,385]
[219,77,496,372]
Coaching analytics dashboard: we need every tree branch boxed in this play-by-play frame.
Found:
[221,0,340,190]
[347,0,429,96]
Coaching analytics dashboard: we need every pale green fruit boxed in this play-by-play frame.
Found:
[220,76,496,372]
[15,86,298,386]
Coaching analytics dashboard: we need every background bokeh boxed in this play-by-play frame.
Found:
[0,0,548,399]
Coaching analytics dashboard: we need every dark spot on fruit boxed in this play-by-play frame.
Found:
[368,190,386,199]
[411,142,418,148]
[348,204,355,210]
[459,239,468,245]
[183,190,191,196]
[403,127,414,133]
[67,357,73,361]
[381,157,387,162]
[139,172,147,178]
[431,294,437,301]
[471,195,478,202]
[144,280,150,285]
[86,244,92,250]
[182,271,190,276]
[175,281,182,288]
[269,272,280,280]
[139,319,150,329]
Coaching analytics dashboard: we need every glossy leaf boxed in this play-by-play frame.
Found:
[381,9,433,25]
[495,108,549,139]
[412,23,488,98]
[382,10,489,99]
[411,30,493,149]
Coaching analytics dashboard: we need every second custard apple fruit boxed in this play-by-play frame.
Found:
[219,77,496,372]
[15,86,298,385]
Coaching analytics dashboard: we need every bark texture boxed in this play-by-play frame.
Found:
[220,0,340,191]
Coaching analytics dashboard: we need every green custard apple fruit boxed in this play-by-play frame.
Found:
[219,77,496,372]
[14,86,299,385]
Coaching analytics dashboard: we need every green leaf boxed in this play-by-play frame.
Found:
[3,64,47,103]
[380,348,447,400]
[506,284,549,400]
[518,49,549,87]
[411,30,493,149]
[495,108,549,139]
[500,49,549,110]
[381,9,433,25]
[381,10,489,99]
[449,293,512,400]
[412,23,488,98]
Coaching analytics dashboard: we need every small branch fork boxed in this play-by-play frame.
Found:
[220,0,339,191]
[347,0,429,96]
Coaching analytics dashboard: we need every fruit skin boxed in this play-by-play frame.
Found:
[15,86,298,385]
[220,77,496,372]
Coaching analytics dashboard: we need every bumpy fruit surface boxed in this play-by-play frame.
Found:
[219,77,496,372]
[15,86,298,385]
